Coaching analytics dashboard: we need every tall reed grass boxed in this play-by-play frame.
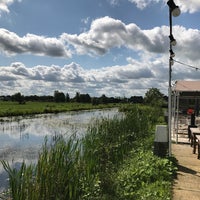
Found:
[81,105,157,199]
[1,105,165,199]
[2,135,84,200]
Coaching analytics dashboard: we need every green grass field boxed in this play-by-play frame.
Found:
[0,101,119,117]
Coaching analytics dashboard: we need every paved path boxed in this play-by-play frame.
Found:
[172,143,200,200]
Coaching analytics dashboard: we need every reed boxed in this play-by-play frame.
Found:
[1,135,83,200]
[1,105,168,199]
[81,105,155,198]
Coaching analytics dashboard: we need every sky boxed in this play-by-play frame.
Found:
[0,0,200,98]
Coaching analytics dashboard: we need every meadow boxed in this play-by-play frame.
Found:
[0,104,177,199]
[0,101,118,117]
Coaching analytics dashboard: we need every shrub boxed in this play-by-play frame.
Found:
[114,150,177,200]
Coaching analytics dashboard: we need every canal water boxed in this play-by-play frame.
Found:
[0,108,120,192]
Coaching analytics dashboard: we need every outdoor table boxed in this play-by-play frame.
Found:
[196,135,200,159]
[190,127,200,154]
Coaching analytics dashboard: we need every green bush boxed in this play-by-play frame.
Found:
[114,150,176,200]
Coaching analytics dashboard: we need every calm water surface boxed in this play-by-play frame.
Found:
[0,108,120,191]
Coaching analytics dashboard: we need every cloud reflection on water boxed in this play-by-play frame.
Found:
[0,108,120,192]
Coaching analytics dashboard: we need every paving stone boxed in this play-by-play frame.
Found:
[172,143,200,200]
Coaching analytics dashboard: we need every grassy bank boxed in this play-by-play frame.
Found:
[0,101,119,117]
[1,105,177,199]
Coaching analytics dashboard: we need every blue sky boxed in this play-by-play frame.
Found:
[0,0,200,97]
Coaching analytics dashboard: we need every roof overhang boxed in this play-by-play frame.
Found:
[172,80,200,98]
[173,80,200,92]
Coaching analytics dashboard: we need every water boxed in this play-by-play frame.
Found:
[0,108,119,192]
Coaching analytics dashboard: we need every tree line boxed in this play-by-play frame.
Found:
[0,88,167,106]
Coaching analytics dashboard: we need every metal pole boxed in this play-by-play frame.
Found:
[168,8,172,156]
[173,91,176,138]
[176,94,180,143]
[168,61,172,156]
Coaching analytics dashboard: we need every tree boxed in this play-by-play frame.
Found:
[12,92,25,104]
[129,96,144,104]
[65,93,70,102]
[144,88,165,106]
[54,91,65,102]
[91,97,99,105]
[99,94,108,104]
[79,93,91,103]
[74,92,80,103]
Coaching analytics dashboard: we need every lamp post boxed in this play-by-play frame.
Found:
[167,0,181,156]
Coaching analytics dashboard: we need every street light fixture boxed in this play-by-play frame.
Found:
[169,49,175,57]
[167,0,180,156]
[170,58,174,66]
[169,34,176,46]
[167,0,181,17]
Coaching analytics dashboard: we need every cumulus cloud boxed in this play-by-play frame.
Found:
[127,0,200,13]
[61,16,200,67]
[61,16,200,65]
[0,58,167,97]
[61,16,168,57]
[0,29,71,58]
[0,16,199,65]
[0,0,14,13]
[174,26,200,61]
[0,0,21,14]
[0,50,199,97]
[0,12,199,97]
[176,0,200,13]
[0,14,199,97]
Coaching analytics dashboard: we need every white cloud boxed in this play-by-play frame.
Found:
[176,0,200,13]
[0,47,199,97]
[0,57,166,97]
[0,16,199,66]
[0,29,71,58]
[61,16,168,57]
[109,0,119,6]
[61,17,200,67]
[127,0,200,13]
[0,0,21,14]
[0,0,14,13]
[128,0,160,9]
[0,13,199,97]
[172,26,200,63]
[81,17,90,25]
